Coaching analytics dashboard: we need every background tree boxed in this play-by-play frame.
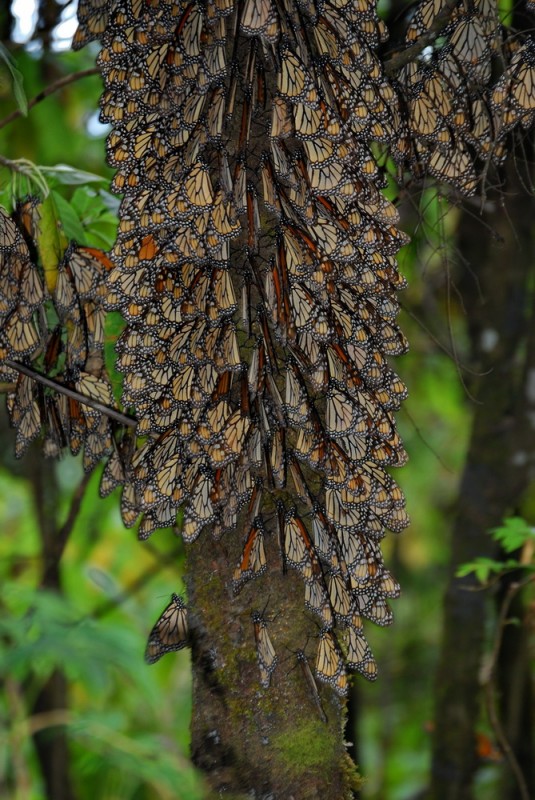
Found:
[1,0,534,798]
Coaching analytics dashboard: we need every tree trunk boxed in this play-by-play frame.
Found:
[430,160,535,800]
[186,530,360,799]
[30,458,76,800]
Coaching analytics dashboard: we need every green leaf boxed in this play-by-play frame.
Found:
[70,187,118,248]
[97,188,121,215]
[456,558,503,583]
[456,557,531,583]
[491,517,535,553]
[0,43,28,116]
[36,193,68,292]
[40,164,109,186]
[51,190,88,245]
[86,567,120,598]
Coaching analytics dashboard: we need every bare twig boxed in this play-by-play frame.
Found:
[400,404,453,471]
[56,472,93,560]
[0,154,37,175]
[0,68,100,132]
[400,302,492,378]
[5,360,137,428]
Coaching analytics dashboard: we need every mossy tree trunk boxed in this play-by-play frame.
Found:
[186,532,361,799]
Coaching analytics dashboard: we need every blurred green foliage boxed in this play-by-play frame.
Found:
[0,461,205,799]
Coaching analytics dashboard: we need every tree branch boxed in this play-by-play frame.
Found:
[5,360,137,428]
[0,68,100,132]
[56,472,93,561]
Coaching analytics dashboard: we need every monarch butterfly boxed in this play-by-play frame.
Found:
[346,625,377,681]
[328,572,352,621]
[69,0,418,691]
[405,0,444,41]
[13,394,41,458]
[309,159,345,194]
[284,360,312,427]
[2,315,40,359]
[246,185,261,252]
[353,591,394,627]
[408,88,442,139]
[145,594,189,664]
[305,575,334,629]
[261,156,282,214]
[278,45,317,106]
[284,507,319,582]
[287,454,315,508]
[240,0,279,42]
[311,505,336,561]
[100,431,133,498]
[82,418,114,473]
[233,517,267,592]
[427,144,477,195]
[205,38,228,82]
[510,47,535,113]
[271,96,294,139]
[184,163,214,209]
[209,191,241,242]
[181,469,215,543]
[294,103,325,139]
[72,0,110,49]
[252,610,278,688]
[450,14,490,80]
[315,628,347,695]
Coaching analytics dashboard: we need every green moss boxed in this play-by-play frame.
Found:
[271,718,335,774]
[342,751,364,793]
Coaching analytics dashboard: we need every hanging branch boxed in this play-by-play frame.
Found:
[0,68,100,132]
[5,360,136,428]
[56,471,94,561]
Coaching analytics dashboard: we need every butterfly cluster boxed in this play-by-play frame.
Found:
[69,0,535,694]
[0,200,121,472]
[72,0,413,694]
[394,0,535,193]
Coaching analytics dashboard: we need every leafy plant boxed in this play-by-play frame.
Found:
[457,517,535,584]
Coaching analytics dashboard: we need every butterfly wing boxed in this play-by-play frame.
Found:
[145,593,189,664]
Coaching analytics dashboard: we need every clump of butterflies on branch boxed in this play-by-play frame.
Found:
[1,0,535,702]
[0,198,133,473]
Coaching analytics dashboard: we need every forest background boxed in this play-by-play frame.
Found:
[0,1,534,799]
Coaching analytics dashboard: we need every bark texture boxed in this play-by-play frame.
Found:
[186,533,360,799]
